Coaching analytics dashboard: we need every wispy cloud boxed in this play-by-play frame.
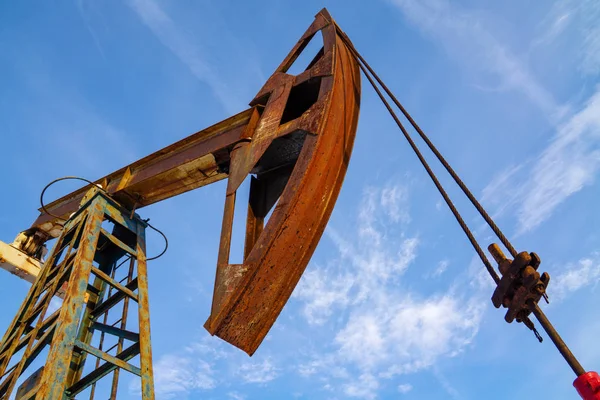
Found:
[152,354,215,399]
[431,259,449,278]
[432,367,462,400]
[293,266,353,325]
[228,392,246,400]
[135,336,280,399]
[75,0,107,59]
[237,357,279,384]
[483,87,600,234]
[532,10,572,48]
[343,373,379,400]
[397,383,413,394]
[540,0,600,75]
[128,0,263,115]
[294,184,484,398]
[551,252,600,301]
[390,0,600,234]
[387,0,561,118]
[580,2,600,75]
[18,75,138,181]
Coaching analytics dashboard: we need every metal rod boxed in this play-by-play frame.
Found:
[529,301,585,376]
[335,25,518,259]
[110,256,135,398]
[347,41,500,284]
[90,263,118,400]
[338,26,587,380]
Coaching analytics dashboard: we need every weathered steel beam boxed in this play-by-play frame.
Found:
[0,241,41,283]
[32,107,257,232]
[5,8,362,363]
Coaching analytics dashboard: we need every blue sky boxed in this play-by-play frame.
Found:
[1,0,599,399]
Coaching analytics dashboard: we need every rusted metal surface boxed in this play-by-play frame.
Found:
[6,8,361,363]
[488,243,586,376]
[488,244,549,324]
[0,189,156,399]
[15,367,43,400]
[31,108,256,232]
[204,8,361,355]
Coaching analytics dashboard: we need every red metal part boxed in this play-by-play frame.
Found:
[204,8,360,355]
[575,372,600,400]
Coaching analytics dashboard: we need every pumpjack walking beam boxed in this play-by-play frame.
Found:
[0,188,154,399]
[0,8,360,398]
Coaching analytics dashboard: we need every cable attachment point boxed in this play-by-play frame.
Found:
[522,315,543,343]
[488,243,550,332]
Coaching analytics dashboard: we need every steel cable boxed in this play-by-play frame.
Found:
[39,176,168,261]
[338,34,499,284]
[335,27,586,376]
[336,28,517,258]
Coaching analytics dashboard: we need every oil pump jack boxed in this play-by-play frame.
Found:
[0,8,598,400]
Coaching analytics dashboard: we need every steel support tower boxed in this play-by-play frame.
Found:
[0,188,154,399]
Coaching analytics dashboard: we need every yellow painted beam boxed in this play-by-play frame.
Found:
[0,241,41,283]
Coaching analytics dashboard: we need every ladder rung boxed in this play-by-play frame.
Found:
[74,340,140,377]
[0,363,17,380]
[91,322,139,343]
[90,267,138,303]
[91,279,138,318]
[25,291,52,324]
[67,342,141,396]
[0,310,59,366]
[100,228,137,257]
[86,284,100,296]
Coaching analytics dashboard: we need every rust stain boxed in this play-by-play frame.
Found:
[16,7,361,360]
[205,8,361,355]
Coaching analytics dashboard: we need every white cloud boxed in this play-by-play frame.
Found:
[238,357,279,384]
[295,184,418,322]
[380,184,410,224]
[432,259,449,277]
[551,252,600,301]
[127,0,257,115]
[516,90,600,233]
[388,0,561,118]
[433,367,462,400]
[228,391,246,400]
[128,333,282,398]
[482,87,600,234]
[387,0,600,236]
[293,266,353,325]
[150,352,215,399]
[294,184,484,398]
[544,0,600,75]
[335,294,482,377]
[533,13,571,48]
[75,0,106,59]
[344,373,379,400]
[398,383,413,394]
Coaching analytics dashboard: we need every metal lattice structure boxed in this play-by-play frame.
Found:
[0,188,154,399]
[0,8,598,400]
